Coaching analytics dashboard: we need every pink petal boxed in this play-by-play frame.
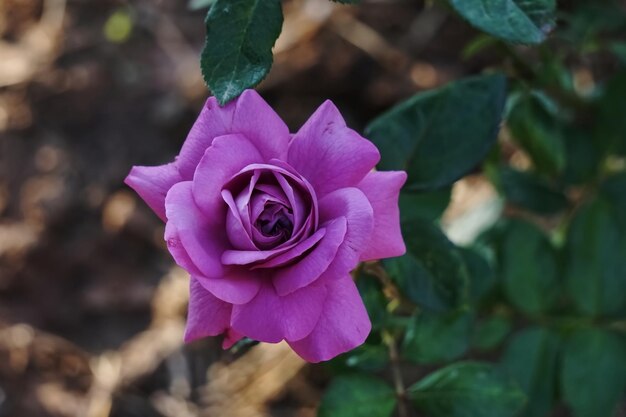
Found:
[164,221,203,276]
[222,226,325,267]
[318,187,374,276]
[232,90,291,161]
[165,181,227,278]
[192,134,263,222]
[357,171,407,261]
[287,101,380,197]
[288,276,371,362]
[195,268,262,305]
[231,280,327,343]
[177,97,236,179]
[125,163,183,221]
[222,189,256,250]
[222,328,244,349]
[271,218,346,296]
[184,278,232,343]
[256,227,326,269]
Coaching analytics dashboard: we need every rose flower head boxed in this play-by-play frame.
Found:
[125,90,406,362]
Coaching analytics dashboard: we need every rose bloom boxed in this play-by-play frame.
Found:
[125,90,406,362]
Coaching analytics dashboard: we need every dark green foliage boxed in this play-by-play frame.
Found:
[501,327,561,417]
[565,198,626,316]
[201,0,283,104]
[471,316,512,351]
[498,167,568,215]
[449,0,556,44]
[499,219,560,315]
[385,219,470,311]
[561,329,626,417]
[366,74,507,190]
[409,362,527,417]
[506,93,566,175]
[402,310,473,364]
[318,374,397,417]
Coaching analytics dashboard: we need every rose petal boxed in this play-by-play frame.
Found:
[165,181,227,278]
[317,187,374,276]
[273,171,307,232]
[177,97,235,179]
[255,227,326,269]
[192,134,263,222]
[271,218,346,296]
[287,101,380,197]
[177,91,290,178]
[222,226,325,267]
[357,171,407,261]
[222,189,257,251]
[125,163,183,221]
[232,90,291,161]
[195,268,262,305]
[184,278,232,343]
[222,328,244,349]
[231,280,327,343]
[288,276,371,362]
[164,221,203,276]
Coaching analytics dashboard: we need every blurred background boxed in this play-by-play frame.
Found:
[0,0,624,416]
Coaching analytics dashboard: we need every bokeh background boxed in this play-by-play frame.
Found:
[0,0,624,417]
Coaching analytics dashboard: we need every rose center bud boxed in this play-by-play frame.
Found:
[256,203,294,242]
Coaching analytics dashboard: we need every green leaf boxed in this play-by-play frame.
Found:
[561,329,626,417]
[318,374,397,417]
[356,271,388,329]
[499,219,559,315]
[611,42,626,66]
[188,0,216,10]
[565,198,626,316]
[601,173,626,228]
[460,247,496,304]
[385,219,470,311]
[339,344,389,372]
[498,167,568,215]
[596,70,626,155]
[409,361,527,417]
[563,127,602,185]
[331,0,361,3]
[500,327,561,417]
[366,74,507,191]
[201,0,283,104]
[507,92,566,175]
[449,0,556,44]
[399,188,451,223]
[402,310,473,364]
[471,316,512,351]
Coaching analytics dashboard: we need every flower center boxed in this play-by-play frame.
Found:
[255,203,293,243]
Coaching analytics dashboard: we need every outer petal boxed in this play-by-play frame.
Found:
[287,101,380,197]
[271,218,346,296]
[232,90,291,161]
[231,280,327,343]
[178,91,289,177]
[184,278,232,343]
[194,269,261,305]
[317,187,374,277]
[125,163,183,221]
[288,276,371,363]
[164,221,203,276]
[357,171,407,261]
[192,134,263,222]
[222,328,244,349]
[177,96,235,179]
[165,181,227,278]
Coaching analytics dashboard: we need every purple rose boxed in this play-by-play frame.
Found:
[125,90,406,362]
